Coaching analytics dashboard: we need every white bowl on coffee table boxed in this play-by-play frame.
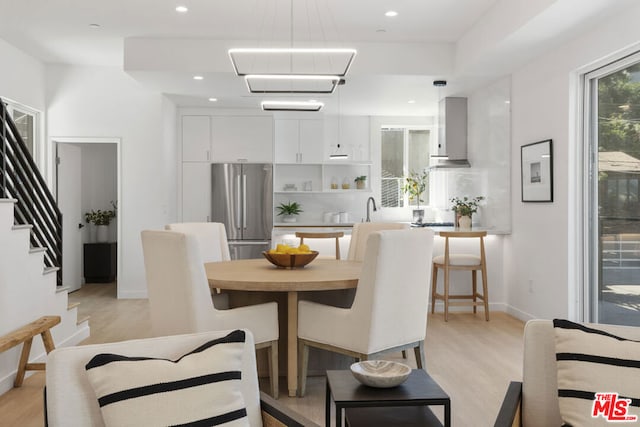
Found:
[350,360,412,388]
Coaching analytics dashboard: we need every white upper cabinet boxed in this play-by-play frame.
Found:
[274,118,324,163]
[274,119,299,163]
[211,116,273,163]
[182,116,211,162]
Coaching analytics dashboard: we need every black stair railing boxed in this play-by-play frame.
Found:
[0,98,62,286]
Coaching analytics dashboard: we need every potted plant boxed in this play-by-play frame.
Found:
[402,169,429,223]
[85,201,117,242]
[276,201,303,223]
[450,196,484,228]
[354,175,367,190]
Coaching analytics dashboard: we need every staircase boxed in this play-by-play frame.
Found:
[1,96,89,395]
[0,198,88,394]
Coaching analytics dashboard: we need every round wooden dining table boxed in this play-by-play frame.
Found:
[205,258,362,397]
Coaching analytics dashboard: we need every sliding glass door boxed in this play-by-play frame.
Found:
[585,53,640,326]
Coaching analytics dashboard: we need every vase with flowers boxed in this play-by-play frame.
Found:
[402,169,429,224]
[450,196,484,229]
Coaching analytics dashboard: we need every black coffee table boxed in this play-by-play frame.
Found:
[326,369,451,427]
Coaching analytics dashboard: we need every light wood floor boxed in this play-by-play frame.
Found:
[0,283,524,426]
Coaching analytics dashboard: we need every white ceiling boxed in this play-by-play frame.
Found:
[0,0,635,116]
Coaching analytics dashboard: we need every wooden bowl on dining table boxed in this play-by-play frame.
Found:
[262,251,319,269]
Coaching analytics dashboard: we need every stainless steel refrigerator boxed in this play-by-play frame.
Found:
[211,163,273,259]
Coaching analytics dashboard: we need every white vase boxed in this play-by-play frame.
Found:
[458,215,472,230]
[282,216,297,223]
[96,225,109,242]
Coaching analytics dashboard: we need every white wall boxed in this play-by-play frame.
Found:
[506,4,640,320]
[0,39,45,111]
[46,65,178,298]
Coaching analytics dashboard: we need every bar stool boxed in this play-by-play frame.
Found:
[431,231,489,321]
[295,231,344,259]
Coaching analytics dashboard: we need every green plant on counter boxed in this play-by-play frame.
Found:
[354,175,367,183]
[85,201,117,225]
[402,169,429,208]
[276,201,303,216]
[450,196,484,216]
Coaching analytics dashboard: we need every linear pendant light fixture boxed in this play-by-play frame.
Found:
[329,84,348,159]
[228,0,356,96]
[244,74,341,94]
[229,48,357,77]
[261,100,324,112]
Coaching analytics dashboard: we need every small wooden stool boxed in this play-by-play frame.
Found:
[295,231,344,260]
[0,315,60,387]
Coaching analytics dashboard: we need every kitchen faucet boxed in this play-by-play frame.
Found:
[366,197,377,222]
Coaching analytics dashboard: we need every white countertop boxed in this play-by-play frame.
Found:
[273,222,509,234]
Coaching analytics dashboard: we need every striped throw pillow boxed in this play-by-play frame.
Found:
[85,329,249,427]
[554,319,640,427]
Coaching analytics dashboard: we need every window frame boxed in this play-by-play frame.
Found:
[2,98,41,166]
[582,50,640,323]
[380,125,432,209]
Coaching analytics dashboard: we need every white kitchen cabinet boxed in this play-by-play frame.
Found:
[181,162,211,222]
[274,119,324,163]
[274,119,299,163]
[211,116,273,163]
[182,116,211,162]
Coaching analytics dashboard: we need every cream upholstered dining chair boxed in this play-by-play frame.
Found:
[45,330,318,426]
[141,230,280,398]
[165,222,231,308]
[297,228,435,396]
[165,222,231,262]
[431,230,489,321]
[347,222,410,261]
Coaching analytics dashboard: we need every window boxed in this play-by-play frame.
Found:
[2,100,39,159]
[584,52,640,326]
[380,127,431,208]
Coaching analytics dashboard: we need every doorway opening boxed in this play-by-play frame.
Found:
[52,137,121,295]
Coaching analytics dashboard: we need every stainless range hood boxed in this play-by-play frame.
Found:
[431,97,470,169]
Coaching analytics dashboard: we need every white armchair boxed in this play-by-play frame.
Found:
[297,228,434,396]
[494,319,640,427]
[141,230,280,398]
[45,330,318,426]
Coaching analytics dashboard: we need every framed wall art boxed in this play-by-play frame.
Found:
[521,139,553,202]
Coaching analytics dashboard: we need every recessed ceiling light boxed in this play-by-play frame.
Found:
[175,5,188,13]
[89,23,101,28]
[193,75,204,80]
[408,100,416,104]
[385,10,398,17]
[208,98,218,102]
[376,29,386,33]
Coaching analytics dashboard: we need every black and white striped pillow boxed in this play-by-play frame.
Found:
[85,329,249,427]
[554,319,640,427]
